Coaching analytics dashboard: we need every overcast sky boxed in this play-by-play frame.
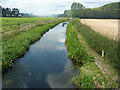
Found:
[0,0,119,15]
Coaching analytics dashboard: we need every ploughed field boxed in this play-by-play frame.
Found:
[81,19,118,41]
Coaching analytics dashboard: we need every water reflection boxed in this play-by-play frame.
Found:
[2,62,31,88]
[46,60,76,88]
[2,22,77,88]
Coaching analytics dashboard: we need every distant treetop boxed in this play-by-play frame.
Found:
[60,2,119,19]
[71,2,85,10]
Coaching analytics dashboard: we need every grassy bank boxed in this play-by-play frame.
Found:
[65,19,118,88]
[2,18,62,41]
[74,19,119,71]
[2,19,66,72]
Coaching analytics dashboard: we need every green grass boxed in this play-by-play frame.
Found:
[65,21,89,66]
[2,19,66,72]
[65,19,118,88]
[73,19,119,71]
[2,17,64,42]
[2,17,57,32]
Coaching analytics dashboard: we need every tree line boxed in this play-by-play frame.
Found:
[0,6,20,17]
[0,6,38,17]
[58,2,119,19]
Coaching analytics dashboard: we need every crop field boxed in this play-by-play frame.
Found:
[81,19,118,41]
[2,17,62,41]
[2,17,56,32]
[1,1,119,89]
[2,17,66,71]
[74,19,119,71]
[65,19,118,88]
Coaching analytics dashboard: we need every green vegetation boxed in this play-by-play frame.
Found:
[65,21,89,66]
[2,18,66,72]
[71,2,119,18]
[0,6,38,17]
[2,17,56,32]
[65,19,118,88]
[60,2,119,19]
[74,19,119,71]
[2,17,61,42]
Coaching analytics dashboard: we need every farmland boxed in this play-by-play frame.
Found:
[1,1,119,89]
[2,17,66,71]
[2,17,56,32]
[76,19,118,71]
[81,19,118,41]
[65,19,118,88]
[1,17,119,88]
[2,17,62,41]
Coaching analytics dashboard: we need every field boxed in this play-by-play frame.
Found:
[2,17,66,71]
[81,19,118,41]
[2,17,56,32]
[1,17,118,88]
[75,19,119,70]
[2,17,62,41]
[65,19,118,88]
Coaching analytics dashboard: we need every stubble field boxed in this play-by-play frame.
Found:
[81,19,118,41]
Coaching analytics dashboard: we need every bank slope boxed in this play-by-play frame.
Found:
[2,19,66,72]
[65,19,118,88]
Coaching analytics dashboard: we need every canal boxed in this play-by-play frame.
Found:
[2,22,77,88]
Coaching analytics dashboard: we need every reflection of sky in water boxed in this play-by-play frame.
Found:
[33,23,66,52]
[46,60,76,88]
[2,22,76,88]
[2,62,31,88]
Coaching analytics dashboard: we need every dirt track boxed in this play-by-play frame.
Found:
[80,19,118,40]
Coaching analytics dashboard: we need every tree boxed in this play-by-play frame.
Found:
[6,8,11,17]
[63,2,119,19]
[0,6,2,17]
[2,8,6,17]
[63,10,71,17]
[71,2,85,17]
[1,6,37,17]
[71,2,85,10]
[11,8,19,17]
[1,6,20,17]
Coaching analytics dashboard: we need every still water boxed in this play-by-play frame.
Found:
[2,22,77,88]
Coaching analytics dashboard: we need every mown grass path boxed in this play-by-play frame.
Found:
[66,19,118,88]
[75,19,118,71]
[74,23,118,83]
